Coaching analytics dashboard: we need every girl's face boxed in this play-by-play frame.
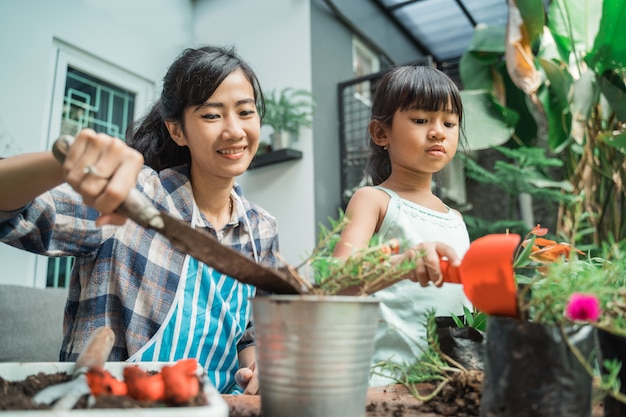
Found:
[383,102,459,175]
[166,68,260,180]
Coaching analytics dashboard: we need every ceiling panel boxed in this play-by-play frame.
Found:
[376,0,509,62]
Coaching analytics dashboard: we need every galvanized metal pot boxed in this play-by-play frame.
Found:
[252,295,380,417]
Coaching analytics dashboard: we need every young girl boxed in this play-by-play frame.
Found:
[0,45,277,394]
[333,65,471,386]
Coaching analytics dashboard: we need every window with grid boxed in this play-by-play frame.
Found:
[61,67,136,140]
[43,40,153,288]
[47,68,137,288]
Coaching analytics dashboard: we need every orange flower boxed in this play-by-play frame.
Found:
[529,242,584,263]
[530,224,549,237]
[520,224,584,264]
[532,237,557,247]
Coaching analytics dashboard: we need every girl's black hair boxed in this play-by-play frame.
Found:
[127,45,265,172]
[366,65,464,185]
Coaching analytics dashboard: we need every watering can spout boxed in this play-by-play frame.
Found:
[440,234,521,318]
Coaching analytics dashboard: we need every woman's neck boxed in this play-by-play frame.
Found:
[189,167,236,230]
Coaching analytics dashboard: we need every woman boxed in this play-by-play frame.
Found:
[0,45,277,394]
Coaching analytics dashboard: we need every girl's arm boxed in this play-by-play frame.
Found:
[333,187,385,259]
[333,187,462,292]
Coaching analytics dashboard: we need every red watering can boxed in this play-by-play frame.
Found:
[441,233,521,318]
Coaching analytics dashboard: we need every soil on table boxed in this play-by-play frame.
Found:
[1,370,480,415]
[0,371,208,410]
[1,370,606,417]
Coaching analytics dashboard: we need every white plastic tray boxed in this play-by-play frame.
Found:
[0,362,229,417]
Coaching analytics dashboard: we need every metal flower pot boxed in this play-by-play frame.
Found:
[252,295,380,417]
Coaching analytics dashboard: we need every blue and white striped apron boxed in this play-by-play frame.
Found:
[128,193,257,393]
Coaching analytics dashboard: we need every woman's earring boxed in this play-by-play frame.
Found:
[383,145,388,150]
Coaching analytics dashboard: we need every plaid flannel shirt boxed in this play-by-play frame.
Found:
[0,164,279,361]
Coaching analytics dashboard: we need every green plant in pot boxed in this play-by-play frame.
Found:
[378,225,626,417]
[476,225,626,417]
[252,214,418,417]
[517,232,626,417]
[261,87,315,150]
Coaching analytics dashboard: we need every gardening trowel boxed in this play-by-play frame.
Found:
[32,326,115,409]
[439,233,521,318]
[52,135,312,296]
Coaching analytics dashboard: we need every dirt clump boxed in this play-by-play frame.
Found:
[414,370,483,417]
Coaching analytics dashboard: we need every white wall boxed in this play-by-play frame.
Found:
[193,0,317,265]
[0,0,193,286]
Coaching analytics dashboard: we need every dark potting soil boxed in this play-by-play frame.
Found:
[2,370,481,416]
[0,371,208,410]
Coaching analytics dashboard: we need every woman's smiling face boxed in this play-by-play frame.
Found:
[167,68,260,180]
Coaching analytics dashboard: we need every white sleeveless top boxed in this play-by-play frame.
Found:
[369,186,471,386]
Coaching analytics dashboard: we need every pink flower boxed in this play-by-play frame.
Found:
[565,293,601,322]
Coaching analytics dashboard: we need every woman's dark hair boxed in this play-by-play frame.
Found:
[127,45,265,172]
[366,65,464,185]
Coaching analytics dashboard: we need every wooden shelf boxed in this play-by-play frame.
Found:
[249,148,303,169]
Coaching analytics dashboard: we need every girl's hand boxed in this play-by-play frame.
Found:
[407,242,461,287]
[234,360,260,395]
[62,129,144,226]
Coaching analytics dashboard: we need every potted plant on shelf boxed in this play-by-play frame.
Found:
[261,87,315,151]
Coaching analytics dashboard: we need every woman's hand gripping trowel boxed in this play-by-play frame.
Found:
[32,326,115,409]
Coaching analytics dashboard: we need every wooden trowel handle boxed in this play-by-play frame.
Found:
[74,327,115,374]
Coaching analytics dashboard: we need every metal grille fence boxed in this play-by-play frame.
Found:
[48,67,136,288]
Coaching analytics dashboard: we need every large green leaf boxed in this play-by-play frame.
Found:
[467,25,506,57]
[499,65,539,146]
[459,52,495,91]
[459,25,505,90]
[547,0,602,64]
[540,58,572,112]
[584,0,626,74]
[516,0,546,47]
[537,82,569,151]
[536,26,563,63]
[597,72,626,120]
[599,131,626,155]
[569,71,599,144]
[539,58,572,150]
[460,90,518,151]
